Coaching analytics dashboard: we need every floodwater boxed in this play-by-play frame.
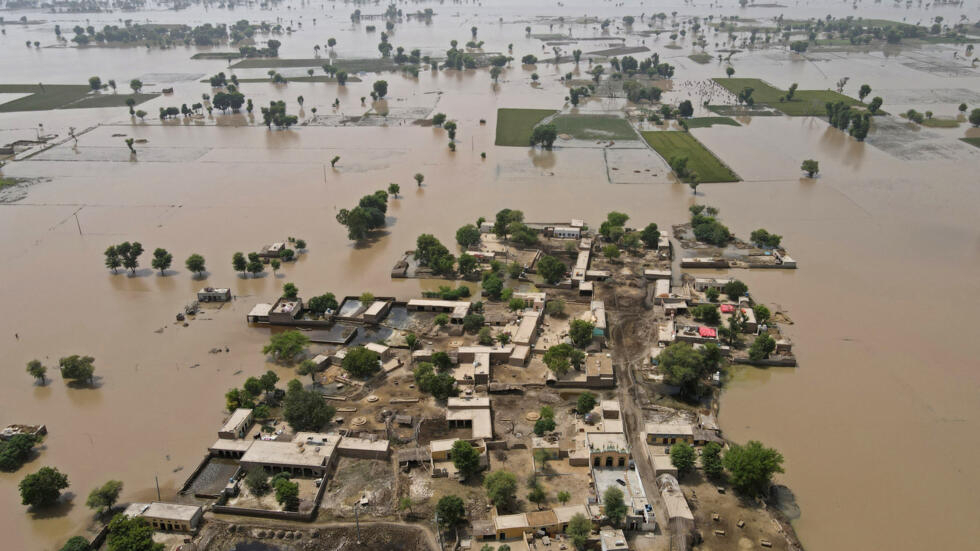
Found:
[0,1,978,550]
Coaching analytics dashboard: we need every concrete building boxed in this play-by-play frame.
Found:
[601,400,621,419]
[652,454,677,477]
[246,303,272,323]
[257,242,286,260]
[589,301,608,339]
[600,529,630,551]
[552,226,581,239]
[645,423,694,445]
[362,300,392,324]
[218,408,253,440]
[240,432,341,476]
[446,396,493,440]
[364,342,393,361]
[268,297,303,323]
[585,353,615,387]
[123,502,203,532]
[587,432,630,468]
[512,311,542,346]
[406,299,471,324]
[337,435,390,460]
[643,269,671,280]
[693,277,735,292]
[197,287,231,302]
[512,291,546,311]
[656,474,695,539]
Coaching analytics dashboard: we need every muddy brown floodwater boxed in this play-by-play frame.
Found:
[1,2,979,550]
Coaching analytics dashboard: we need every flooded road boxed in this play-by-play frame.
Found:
[1,1,979,550]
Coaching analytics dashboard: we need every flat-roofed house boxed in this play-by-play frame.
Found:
[364,342,393,361]
[645,422,694,445]
[587,432,630,468]
[337,435,390,460]
[406,299,471,324]
[246,303,272,323]
[218,408,253,440]
[123,502,203,532]
[362,300,392,324]
[240,432,340,477]
[512,311,542,346]
[268,297,303,323]
[198,287,232,302]
[513,291,546,311]
[552,226,581,239]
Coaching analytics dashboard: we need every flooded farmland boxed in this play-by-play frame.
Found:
[0,1,979,550]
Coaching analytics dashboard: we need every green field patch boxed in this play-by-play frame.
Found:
[713,77,862,116]
[685,117,741,128]
[688,53,713,64]
[551,114,637,140]
[60,93,159,110]
[494,108,558,147]
[920,118,960,128]
[191,52,242,60]
[641,131,739,183]
[960,137,980,149]
[0,85,157,112]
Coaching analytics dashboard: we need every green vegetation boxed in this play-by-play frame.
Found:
[959,137,980,149]
[0,84,157,113]
[191,51,241,60]
[200,75,361,84]
[85,480,123,515]
[713,78,862,116]
[684,117,741,128]
[341,346,381,378]
[702,442,725,480]
[435,495,466,528]
[687,53,713,64]
[59,355,96,385]
[19,467,69,508]
[576,391,597,414]
[670,442,696,477]
[550,114,637,140]
[0,434,41,471]
[801,159,819,177]
[566,513,592,549]
[450,439,482,479]
[602,486,627,526]
[569,319,595,348]
[642,131,739,183]
[494,108,557,146]
[919,118,960,128]
[59,536,92,551]
[658,341,721,399]
[543,343,585,377]
[106,514,163,551]
[536,255,567,285]
[723,440,784,497]
[262,330,309,363]
[484,470,518,512]
[283,380,336,431]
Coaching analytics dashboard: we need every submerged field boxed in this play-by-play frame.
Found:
[685,116,741,129]
[551,114,637,140]
[713,77,863,116]
[0,84,158,112]
[641,130,739,183]
[494,108,557,146]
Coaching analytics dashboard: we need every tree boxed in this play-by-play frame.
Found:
[263,330,310,363]
[456,224,481,247]
[387,182,401,198]
[692,303,721,325]
[536,255,566,284]
[566,513,592,549]
[283,383,335,431]
[341,346,381,378]
[434,313,450,327]
[530,124,558,148]
[0,434,39,471]
[129,79,143,93]
[463,314,485,334]
[670,442,696,478]
[435,495,465,528]
[603,244,620,259]
[307,293,338,316]
[104,246,122,273]
[723,441,784,497]
[247,252,265,277]
[678,99,694,117]
[726,66,735,78]
[88,76,102,90]
[868,96,883,114]
[801,159,819,177]
[533,417,556,435]
[151,248,172,275]
[372,80,388,99]
[557,490,571,505]
[478,326,494,345]
[19,467,69,508]
[282,282,298,300]
[543,344,583,377]
[59,536,92,551]
[527,484,547,508]
[59,355,95,385]
[970,108,980,127]
[185,254,205,276]
[245,467,270,496]
[723,279,748,300]
[705,287,720,302]
[786,83,798,101]
[702,442,724,480]
[232,252,247,276]
[86,480,123,515]
[576,391,597,414]
[658,342,709,399]
[602,486,627,527]
[750,229,782,248]
[569,319,595,348]
[748,334,776,361]
[26,360,47,385]
[545,298,565,317]
[521,54,538,65]
[753,304,771,325]
[640,223,660,248]
[274,475,300,510]
[450,440,482,479]
[413,173,425,187]
[106,514,163,551]
[858,84,872,102]
[483,470,518,512]
[116,241,143,274]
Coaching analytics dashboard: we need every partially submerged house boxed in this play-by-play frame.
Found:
[123,502,203,533]
[197,287,231,302]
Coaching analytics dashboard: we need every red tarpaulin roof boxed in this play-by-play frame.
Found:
[699,326,717,338]
[720,304,735,313]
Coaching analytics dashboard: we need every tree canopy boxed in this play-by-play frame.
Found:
[59,355,95,385]
[19,467,69,508]
[450,439,482,480]
[723,440,784,497]
[106,514,163,551]
[283,381,336,431]
[262,330,309,363]
[602,486,627,526]
[86,480,123,514]
[569,319,595,348]
[435,495,466,528]
[537,255,567,285]
[670,442,696,477]
[341,346,381,378]
[483,470,518,512]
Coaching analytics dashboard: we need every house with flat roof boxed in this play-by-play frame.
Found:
[643,268,671,280]
[269,297,303,323]
[362,300,392,324]
[123,502,203,532]
[512,311,542,346]
[198,287,231,302]
[600,528,630,551]
[645,422,694,445]
[218,408,253,440]
[240,432,341,477]
[587,432,630,468]
[337,435,390,460]
[446,395,493,440]
[364,342,393,361]
[246,303,272,323]
[551,226,581,239]
[513,291,546,311]
[406,299,471,323]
